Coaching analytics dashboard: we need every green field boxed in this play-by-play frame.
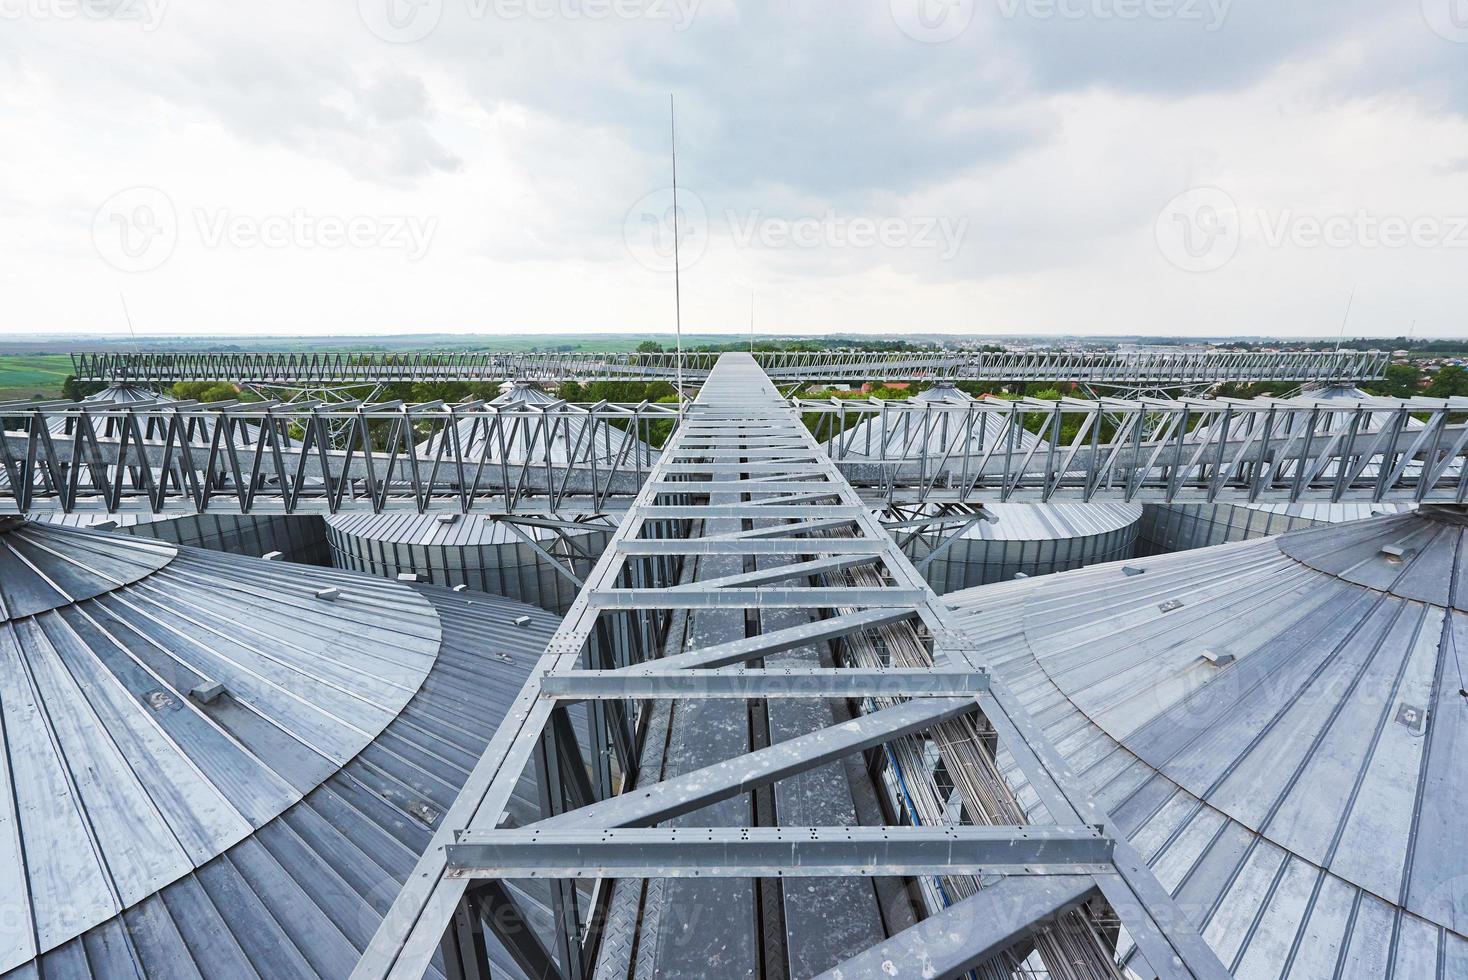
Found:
[0,355,73,401]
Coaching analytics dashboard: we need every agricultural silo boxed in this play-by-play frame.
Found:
[11,381,328,563]
[0,516,567,979]
[846,383,1142,590]
[1139,384,1417,554]
[944,507,1468,976]
[326,382,653,613]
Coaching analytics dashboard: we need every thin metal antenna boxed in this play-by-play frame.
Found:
[749,290,755,353]
[118,287,139,352]
[1334,285,1355,354]
[670,94,684,404]
[118,287,142,387]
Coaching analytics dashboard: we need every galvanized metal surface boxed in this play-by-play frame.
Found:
[10,392,1468,514]
[0,520,574,978]
[71,349,1390,385]
[351,353,1228,980]
[3,580,563,979]
[944,509,1468,977]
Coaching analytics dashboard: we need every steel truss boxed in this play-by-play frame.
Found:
[350,353,1227,980]
[72,348,1389,386]
[5,390,1468,516]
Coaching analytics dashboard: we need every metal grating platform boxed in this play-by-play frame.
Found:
[349,353,1230,980]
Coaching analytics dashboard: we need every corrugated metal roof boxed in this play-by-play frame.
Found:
[955,502,1142,541]
[327,511,573,546]
[944,509,1468,976]
[3,581,561,980]
[0,521,525,973]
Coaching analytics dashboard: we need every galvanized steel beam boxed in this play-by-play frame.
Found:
[444,826,1114,879]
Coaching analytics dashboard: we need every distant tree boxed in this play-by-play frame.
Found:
[1364,363,1422,399]
[171,381,240,402]
[1427,365,1468,398]
[62,375,105,401]
[636,341,665,354]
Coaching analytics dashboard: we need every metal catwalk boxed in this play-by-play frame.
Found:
[350,353,1228,980]
[5,389,1468,515]
[70,348,1389,386]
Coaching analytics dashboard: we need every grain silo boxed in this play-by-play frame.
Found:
[9,381,328,562]
[846,383,1141,590]
[326,382,653,612]
[945,507,1468,975]
[1139,384,1416,554]
[0,516,567,979]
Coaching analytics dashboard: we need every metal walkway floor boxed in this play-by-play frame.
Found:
[337,353,1229,979]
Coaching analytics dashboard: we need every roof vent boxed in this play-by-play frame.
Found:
[1013,572,1029,580]
[315,587,341,601]
[497,652,515,663]
[452,584,469,592]
[262,551,283,562]
[513,614,532,627]
[437,514,459,525]
[1158,599,1184,613]
[1380,543,1411,563]
[92,520,119,531]
[397,572,423,583]
[190,682,226,704]
[1201,650,1235,667]
[1396,702,1427,735]
[1122,566,1145,577]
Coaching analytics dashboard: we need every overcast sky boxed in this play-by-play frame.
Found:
[1,0,1465,339]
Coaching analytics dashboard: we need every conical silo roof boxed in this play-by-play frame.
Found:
[944,508,1468,973]
[418,381,656,470]
[0,518,562,977]
[856,385,1140,587]
[331,383,650,553]
[837,382,1047,460]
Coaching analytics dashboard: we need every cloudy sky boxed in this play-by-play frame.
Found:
[1,0,1465,338]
